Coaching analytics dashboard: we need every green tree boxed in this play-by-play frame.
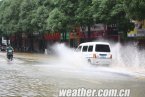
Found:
[47,8,67,32]
[123,0,145,20]
[75,0,94,40]
[18,0,37,33]
[0,0,137,41]
[30,0,52,33]
[46,0,79,32]
[91,0,134,32]
[0,0,22,35]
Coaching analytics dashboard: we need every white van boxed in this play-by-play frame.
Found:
[76,42,112,65]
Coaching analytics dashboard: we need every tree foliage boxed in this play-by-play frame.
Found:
[0,0,144,35]
[0,0,22,35]
[123,0,145,20]
[47,8,67,32]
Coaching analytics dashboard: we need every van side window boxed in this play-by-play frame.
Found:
[82,46,88,52]
[88,45,93,52]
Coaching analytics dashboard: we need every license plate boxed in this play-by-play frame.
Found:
[100,54,107,56]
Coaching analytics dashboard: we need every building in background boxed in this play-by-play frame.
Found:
[128,20,145,37]
[128,20,145,48]
[5,23,120,52]
[0,36,10,51]
[69,24,119,47]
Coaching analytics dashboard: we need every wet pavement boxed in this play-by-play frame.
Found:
[0,52,145,97]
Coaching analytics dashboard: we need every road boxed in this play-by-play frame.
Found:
[0,52,145,97]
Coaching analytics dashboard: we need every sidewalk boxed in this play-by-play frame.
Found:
[0,51,55,61]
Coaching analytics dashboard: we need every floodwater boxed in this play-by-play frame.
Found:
[0,42,145,97]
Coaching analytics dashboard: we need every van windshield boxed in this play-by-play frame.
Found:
[95,44,110,52]
[76,46,82,51]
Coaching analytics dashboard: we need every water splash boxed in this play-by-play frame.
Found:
[52,43,88,69]
[51,41,145,68]
[35,41,145,78]
[47,40,145,74]
[111,42,145,68]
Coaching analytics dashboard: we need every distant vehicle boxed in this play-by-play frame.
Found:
[0,44,7,51]
[76,42,112,65]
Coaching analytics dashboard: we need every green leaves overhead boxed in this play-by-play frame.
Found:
[75,0,93,25]
[47,8,67,32]
[0,0,52,35]
[123,0,145,20]
[0,0,144,35]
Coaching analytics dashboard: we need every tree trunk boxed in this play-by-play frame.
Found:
[87,25,91,42]
[29,34,34,52]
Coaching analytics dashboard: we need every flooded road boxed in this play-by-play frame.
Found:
[0,43,145,97]
[0,54,145,97]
